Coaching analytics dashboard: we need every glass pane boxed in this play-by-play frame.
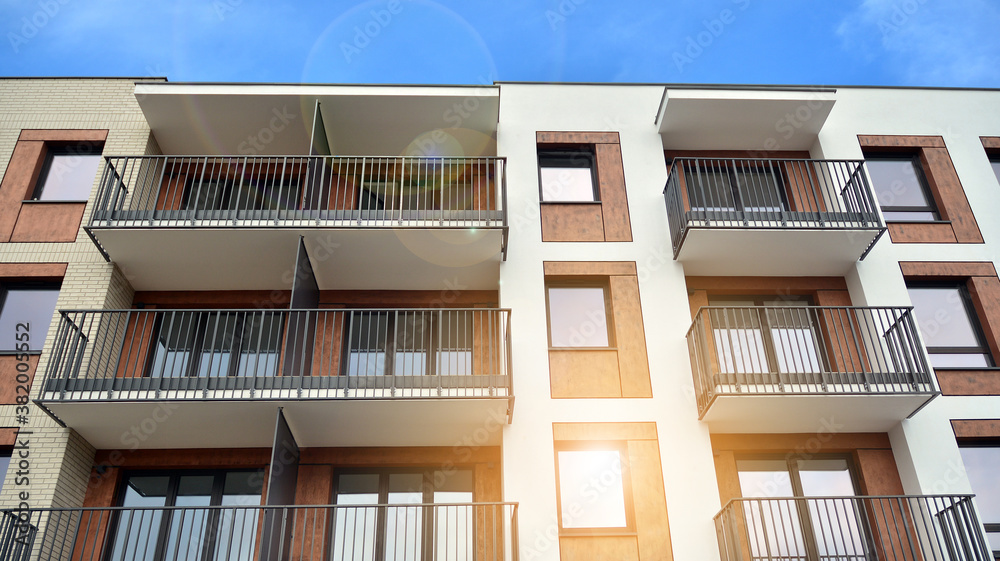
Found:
[0,453,9,493]
[868,158,934,215]
[215,471,264,561]
[959,447,1000,524]
[110,476,169,561]
[198,313,238,377]
[714,329,768,374]
[734,169,784,211]
[690,168,736,211]
[797,459,864,559]
[929,352,992,368]
[737,459,795,498]
[557,450,627,529]
[0,288,60,351]
[186,179,228,211]
[236,313,283,377]
[882,210,938,221]
[907,287,985,348]
[433,472,473,561]
[164,475,214,561]
[437,311,473,376]
[149,312,199,378]
[540,167,595,202]
[992,161,1000,186]
[797,459,857,496]
[394,313,429,376]
[547,287,609,347]
[386,474,424,561]
[334,474,379,561]
[736,460,805,560]
[37,152,102,201]
[770,327,822,374]
[347,312,389,376]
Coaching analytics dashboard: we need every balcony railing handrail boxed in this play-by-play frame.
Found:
[3,501,520,514]
[40,308,514,404]
[715,494,979,515]
[663,157,885,260]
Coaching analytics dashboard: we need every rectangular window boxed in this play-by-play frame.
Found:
[555,443,633,532]
[183,175,301,212]
[0,285,60,353]
[344,310,474,376]
[866,155,938,221]
[686,160,787,214]
[958,445,1000,556]
[546,284,612,348]
[991,158,1000,186]
[32,144,103,201]
[147,311,284,378]
[906,284,993,368]
[538,149,597,202]
[708,296,823,376]
[0,449,9,493]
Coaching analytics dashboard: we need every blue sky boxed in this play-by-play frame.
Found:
[3,0,1000,87]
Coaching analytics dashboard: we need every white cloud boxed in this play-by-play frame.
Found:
[836,0,1000,86]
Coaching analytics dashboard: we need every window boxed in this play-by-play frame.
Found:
[332,469,474,560]
[0,449,9,493]
[0,285,60,352]
[866,155,938,221]
[958,445,1000,557]
[538,148,597,202]
[906,284,993,368]
[555,443,633,531]
[343,310,474,376]
[991,158,1000,186]
[686,160,787,214]
[147,311,284,378]
[32,144,103,201]
[546,284,612,348]
[109,470,264,561]
[183,175,301,213]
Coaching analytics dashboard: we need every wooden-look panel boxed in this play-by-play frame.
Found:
[93,448,271,469]
[0,262,67,279]
[858,135,947,149]
[688,289,709,321]
[291,465,333,560]
[596,143,632,242]
[10,202,86,242]
[544,261,637,277]
[0,428,17,447]
[937,371,1000,396]
[628,439,673,561]
[685,276,849,293]
[549,349,622,398]
[922,147,983,242]
[559,536,639,561]
[132,290,498,308]
[711,433,892,452]
[553,422,658,442]
[981,137,1000,150]
[713,450,741,505]
[886,222,958,243]
[537,131,620,144]
[540,204,606,242]
[854,449,905,495]
[0,355,38,404]
[899,261,997,278]
[611,276,651,398]
[19,129,108,142]
[951,419,1000,439]
[299,446,500,466]
[968,275,1000,362]
[664,150,811,160]
[134,291,291,307]
[0,140,46,241]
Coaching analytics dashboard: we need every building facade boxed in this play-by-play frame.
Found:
[1,77,999,561]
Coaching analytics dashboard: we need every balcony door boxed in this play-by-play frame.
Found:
[182,174,302,217]
[709,296,826,385]
[107,470,263,561]
[737,456,871,561]
[686,160,788,217]
[343,310,474,377]
[331,469,474,561]
[146,311,284,379]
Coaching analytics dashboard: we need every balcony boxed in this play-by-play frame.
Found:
[663,158,885,276]
[715,495,990,561]
[37,308,512,449]
[2,502,519,561]
[687,306,937,432]
[85,155,507,291]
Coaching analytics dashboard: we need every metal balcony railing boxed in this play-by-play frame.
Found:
[687,306,934,418]
[40,308,512,402]
[715,495,991,561]
[663,158,884,259]
[0,502,519,561]
[86,155,508,255]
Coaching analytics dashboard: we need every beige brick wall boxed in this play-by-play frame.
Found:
[0,78,155,510]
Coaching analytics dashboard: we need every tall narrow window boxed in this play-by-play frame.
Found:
[32,144,103,201]
[0,285,61,352]
[555,443,633,531]
[991,157,1000,186]
[906,284,993,368]
[866,155,938,221]
[958,445,1000,557]
[538,148,597,202]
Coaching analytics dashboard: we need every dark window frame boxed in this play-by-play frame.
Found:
[553,440,636,535]
[0,282,61,354]
[906,282,995,367]
[31,142,104,202]
[957,441,1000,559]
[544,279,616,349]
[735,452,863,498]
[340,310,474,376]
[537,147,599,203]
[865,154,940,221]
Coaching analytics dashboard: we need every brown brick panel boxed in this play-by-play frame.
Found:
[540,204,605,242]
[544,261,637,277]
[10,202,85,242]
[537,131,620,144]
[951,419,1000,438]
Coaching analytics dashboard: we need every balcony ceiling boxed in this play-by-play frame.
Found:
[134,82,500,157]
[657,87,837,150]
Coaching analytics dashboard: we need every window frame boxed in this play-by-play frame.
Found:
[544,280,616,349]
[537,147,599,203]
[906,282,995,368]
[341,310,474,376]
[957,442,1000,559]
[686,159,790,214]
[865,154,940,222]
[990,156,1000,186]
[31,142,104,202]
[0,282,61,354]
[553,440,636,535]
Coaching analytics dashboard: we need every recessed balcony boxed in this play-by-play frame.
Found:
[663,158,885,276]
[6,502,519,561]
[687,305,937,432]
[715,495,990,561]
[37,308,512,449]
[85,155,507,291]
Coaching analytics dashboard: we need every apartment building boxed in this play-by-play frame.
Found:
[0,77,999,561]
